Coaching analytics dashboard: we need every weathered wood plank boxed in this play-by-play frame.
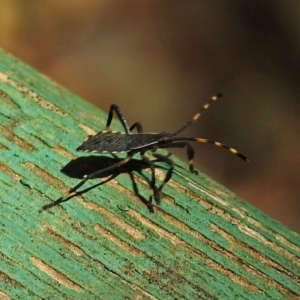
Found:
[0,48,299,299]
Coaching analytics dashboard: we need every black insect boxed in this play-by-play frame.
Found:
[45,94,248,211]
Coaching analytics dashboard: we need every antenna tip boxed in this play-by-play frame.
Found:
[212,93,222,101]
[238,153,249,162]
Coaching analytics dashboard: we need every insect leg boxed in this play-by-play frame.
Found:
[151,153,174,198]
[106,104,143,134]
[136,151,175,209]
[160,142,198,174]
[105,104,131,133]
[140,153,159,210]
[129,122,143,133]
[49,154,134,206]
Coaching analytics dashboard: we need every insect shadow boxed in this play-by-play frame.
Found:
[42,154,170,212]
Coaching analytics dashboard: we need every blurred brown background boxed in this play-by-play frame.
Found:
[1,1,300,232]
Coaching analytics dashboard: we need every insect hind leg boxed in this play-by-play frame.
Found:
[42,154,134,210]
[130,122,143,133]
[105,104,143,135]
[105,104,131,133]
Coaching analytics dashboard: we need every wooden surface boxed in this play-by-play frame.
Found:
[0,48,299,299]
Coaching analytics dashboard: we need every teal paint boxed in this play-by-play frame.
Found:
[0,48,299,299]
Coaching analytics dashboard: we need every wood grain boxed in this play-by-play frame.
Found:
[0,48,299,299]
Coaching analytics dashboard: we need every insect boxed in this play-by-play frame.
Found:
[45,94,248,211]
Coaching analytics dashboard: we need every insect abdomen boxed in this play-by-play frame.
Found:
[76,131,162,153]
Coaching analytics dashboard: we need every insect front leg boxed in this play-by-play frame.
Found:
[151,153,174,198]
[183,142,198,174]
[140,152,174,208]
[161,142,198,174]
[140,152,159,212]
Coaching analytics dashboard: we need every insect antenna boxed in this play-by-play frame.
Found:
[172,93,222,136]
[172,137,249,161]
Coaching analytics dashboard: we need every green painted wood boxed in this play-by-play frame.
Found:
[0,48,299,299]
